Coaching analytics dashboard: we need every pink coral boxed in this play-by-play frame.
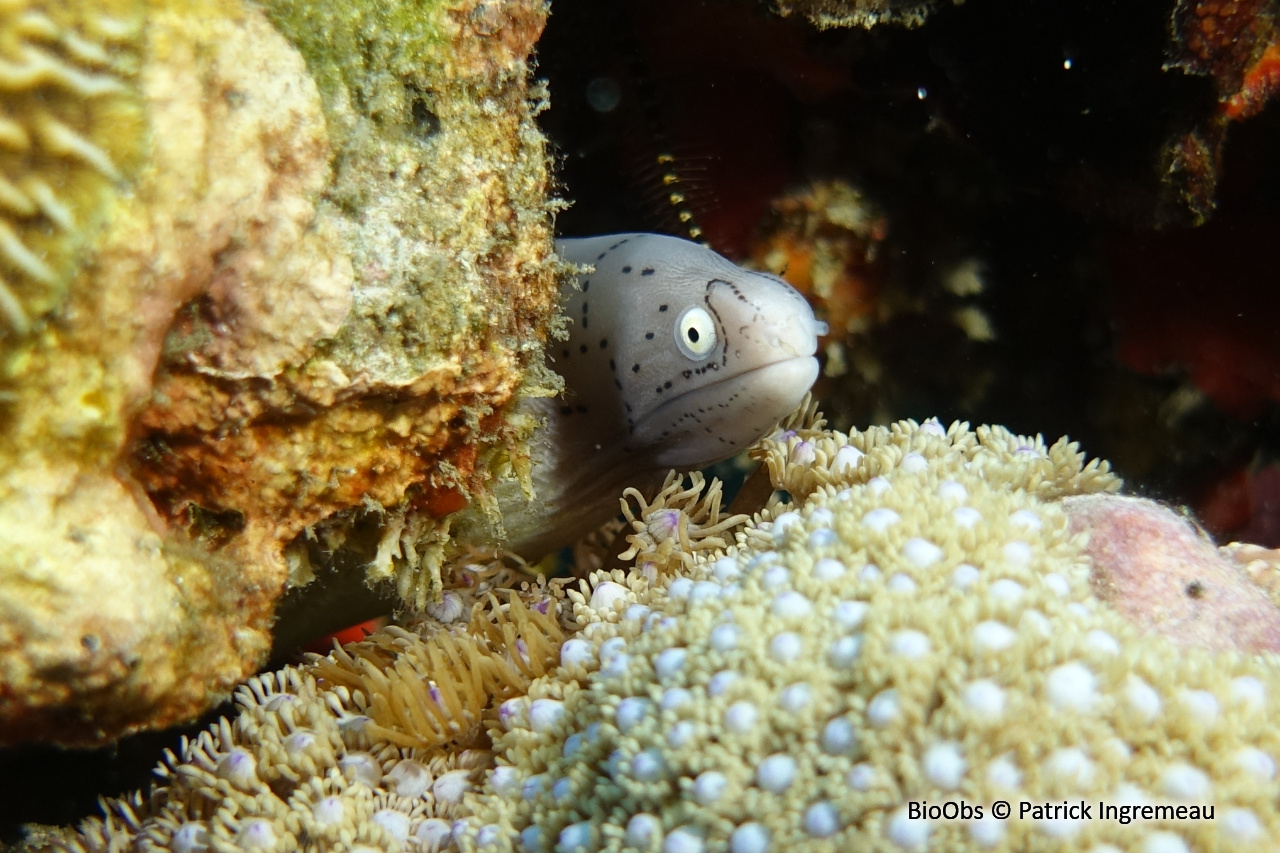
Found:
[1064,493,1280,654]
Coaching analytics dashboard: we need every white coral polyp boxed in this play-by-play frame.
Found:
[769,631,803,663]
[589,581,630,614]
[529,699,565,733]
[867,689,900,727]
[693,771,728,804]
[902,537,943,568]
[1045,661,1098,712]
[922,741,966,789]
[1160,763,1209,800]
[663,827,704,853]
[862,507,900,531]
[654,647,688,679]
[771,590,813,620]
[887,806,930,849]
[890,629,930,659]
[626,814,662,848]
[963,679,1005,720]
[972,620,1017,652]
[832,600,868,630]
[729,822,769,853]
[1177,689,1220,725]
[821,717,856,755]
[755,754,797,794]
[614,697,649,732]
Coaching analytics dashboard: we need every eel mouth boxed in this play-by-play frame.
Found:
[643,354,821,468]
[695,353,820,396]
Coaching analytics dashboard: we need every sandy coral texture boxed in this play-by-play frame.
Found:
[0,0,558,745]
[40,415,1280,851]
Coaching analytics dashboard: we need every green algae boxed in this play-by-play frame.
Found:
[259,0,557,382]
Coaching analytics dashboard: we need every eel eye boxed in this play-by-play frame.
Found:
[675,306,716,360]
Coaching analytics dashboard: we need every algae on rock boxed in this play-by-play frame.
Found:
[0,0,560,746]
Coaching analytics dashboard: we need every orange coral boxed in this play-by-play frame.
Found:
[1171,0,1280,118]
[1225,40,1280,119]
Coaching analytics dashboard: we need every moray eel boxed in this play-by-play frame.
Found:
[501,233,827,559]
[272,234,824,652]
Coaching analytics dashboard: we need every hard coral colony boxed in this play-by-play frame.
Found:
[0,0,139,334]
[45,417,1280,851]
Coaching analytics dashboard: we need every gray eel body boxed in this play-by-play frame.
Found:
[500,233,826,559]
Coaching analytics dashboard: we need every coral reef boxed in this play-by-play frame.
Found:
[39,415,1280,851]
[131,0,560,609]
[1225,39,1280,120]
[0,0,559,746]
[1170,0,1279,118]
[770,0,946,29]
[1159,0,1278,220]
[37,567,571,852]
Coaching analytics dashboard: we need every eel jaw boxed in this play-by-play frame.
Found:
[644,355,820,469]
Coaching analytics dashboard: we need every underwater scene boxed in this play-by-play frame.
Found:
[1,0,1278,850]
